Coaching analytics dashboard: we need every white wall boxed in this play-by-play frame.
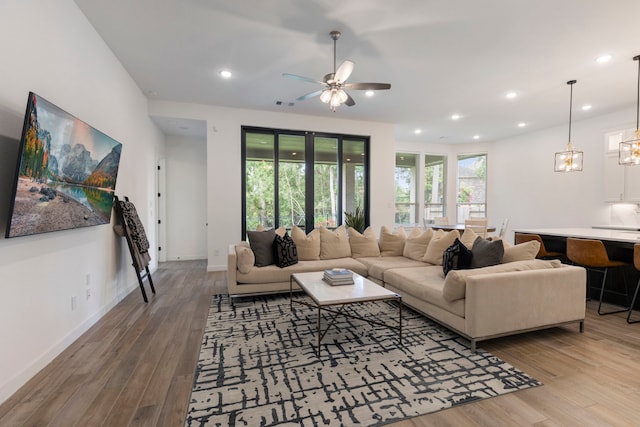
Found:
[0,0,163,403]
[149,100,396,271]
[399,108,637,243]
[164,135,207,260]
[491,107,637,242]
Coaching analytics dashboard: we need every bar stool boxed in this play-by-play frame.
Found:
[627,244,640,323]
[514,233,563,259]
[566,238,630,315]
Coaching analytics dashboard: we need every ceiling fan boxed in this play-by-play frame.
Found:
[283,30,391,111]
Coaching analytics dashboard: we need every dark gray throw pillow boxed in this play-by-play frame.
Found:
[275,233,298,268]
[442,238,473,276]
[247,228,276,267]
[471,236,504,268]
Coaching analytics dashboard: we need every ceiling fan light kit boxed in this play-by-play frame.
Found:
[283,30,391,111]
[618,55,640,166]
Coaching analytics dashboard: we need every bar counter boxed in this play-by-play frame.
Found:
[513,227,640,308]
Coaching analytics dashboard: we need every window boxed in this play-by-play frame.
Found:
[456,153,487,222]
[242,127,369,238]
[424,155,446,223]
[395,153,418,225]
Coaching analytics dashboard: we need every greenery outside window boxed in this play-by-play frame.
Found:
[456,153,487,222]
[395,153,418,225]
[424,154,446,223]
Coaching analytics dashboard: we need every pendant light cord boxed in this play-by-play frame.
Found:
[567,80,576,144]
[636,55,640,131]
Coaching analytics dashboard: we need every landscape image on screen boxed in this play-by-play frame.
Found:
[5,92,123,238]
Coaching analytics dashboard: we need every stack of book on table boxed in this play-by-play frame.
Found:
[323,268,354,286]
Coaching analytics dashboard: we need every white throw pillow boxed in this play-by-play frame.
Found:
[319,225,351,259]
[379,226,406,256]
[423,229,460,265]
[403,228,433,261]
[348,227,381,258]
[502,240,540,263]
[291,226,320,261]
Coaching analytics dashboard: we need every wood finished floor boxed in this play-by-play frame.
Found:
[1,260,640,426]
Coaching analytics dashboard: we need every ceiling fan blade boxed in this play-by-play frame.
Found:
[296,90,324,101]
[344,82,391,90]
[282,73,324,85]
[334,60,354,83]
[344,92,355,106]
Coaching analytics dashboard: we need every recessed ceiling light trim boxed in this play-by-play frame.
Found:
[596,54,612,64]
[505,91,517,99]
[451,114,461,120]
[220,70,232,78]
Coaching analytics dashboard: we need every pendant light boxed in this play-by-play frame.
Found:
[619,55,640,165]
[554,80,583,172]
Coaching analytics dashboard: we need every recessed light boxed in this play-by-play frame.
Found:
[365,90,374,97]
[596,54,612,64]
[451,114,461,120]
[582,104,592,111]
[414,129,422,134]
[473,135,480,140]
[505,92,517,99]
[517,122,527,128]
[220,70,232,78]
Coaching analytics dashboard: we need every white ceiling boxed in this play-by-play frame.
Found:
[75,0,640,142]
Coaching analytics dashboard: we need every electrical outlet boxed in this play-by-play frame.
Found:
[86,288,91,300]
[71,295,77,311]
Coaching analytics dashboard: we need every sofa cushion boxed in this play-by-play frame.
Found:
[291,226,321,261]
[502,240,540,263]
[357,256,427,282]
[471,237,504,268]
[320,225,351,259]
[442,259,562,302]
[384,265,465,317]
[442,238,473,276]
[423,229,460,265]
[236,257,368,284]
[235,242,254,274]
[348,227,381,258]
[379,226,406,256]
[274,233,298,268]
[247,228,276,267]
[403,228,433,261]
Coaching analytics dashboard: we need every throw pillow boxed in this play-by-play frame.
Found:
[274,233,298,268]
[403,228,433,261]
[379,226,406,256]
[471,236,504,268]
[423,229,460,265]
[502,240,540,263]
[460,227,479,249]
[235,242,254,274]
[291,226,321,261]
[442,238,473,276]
[247,228,276,267]
[319,225,351,259]
[348,227,381,258]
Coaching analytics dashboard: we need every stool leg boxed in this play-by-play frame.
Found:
[598,267,631,315]
[627,278,640,323]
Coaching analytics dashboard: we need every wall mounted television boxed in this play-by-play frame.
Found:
[5,92,123,238]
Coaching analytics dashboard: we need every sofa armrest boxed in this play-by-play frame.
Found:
[464,265,586,338]
[227,244,238,295]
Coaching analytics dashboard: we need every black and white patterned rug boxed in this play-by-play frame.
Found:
[185,294,540,426]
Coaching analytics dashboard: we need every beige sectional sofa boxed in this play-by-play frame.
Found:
[227,225,586,351]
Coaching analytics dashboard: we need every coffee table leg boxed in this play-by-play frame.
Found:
[399,297,402,345]
[317,305,322,355]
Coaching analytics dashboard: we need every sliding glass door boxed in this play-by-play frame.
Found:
[242,127,369,239]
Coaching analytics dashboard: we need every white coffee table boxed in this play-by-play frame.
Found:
[290,271,402,355]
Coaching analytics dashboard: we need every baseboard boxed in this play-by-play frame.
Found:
[0,280,139,405]
[207,264,226,272]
